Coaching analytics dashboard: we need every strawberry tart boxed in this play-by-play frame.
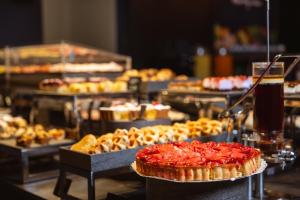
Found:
[135,141,261,181]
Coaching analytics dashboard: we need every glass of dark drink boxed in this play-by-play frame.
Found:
[253,62,284,158]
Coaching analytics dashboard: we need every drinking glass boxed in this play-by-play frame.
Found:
[253,62,284,157]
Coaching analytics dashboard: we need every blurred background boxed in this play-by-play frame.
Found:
[1,0,300,78]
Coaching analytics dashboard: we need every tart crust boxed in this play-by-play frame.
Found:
[136,141,261,181]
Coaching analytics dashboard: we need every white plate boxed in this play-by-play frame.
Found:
[131,159,267,183]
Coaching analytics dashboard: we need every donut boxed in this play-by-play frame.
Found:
[173,131,188,142]
[142,127,160,144]
[190,125,202,138]
[142,128,159,146]
[209,120,222,127]
[156,125,174,143]
[128,127,144,146]
[197,118,210,126]
[114,129,128,136]
[127,138,139,149]
[112,134,129,145]
[202,124,212,135]
[96,133,113,152]
[172,125,189,140]
[211,125,222,135]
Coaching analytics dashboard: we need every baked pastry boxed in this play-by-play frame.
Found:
[71,134,97,154]
[136,141,261,181]
[202,76,252,91]
[16,133,34,147]
[35,130,51,145]
[48,128,66,140]
[284,81,300,94]
[94,133,114,153]
[71,117,227,154]
[39,79,65,91]
[168,80,203,91]
[127,127,144,149]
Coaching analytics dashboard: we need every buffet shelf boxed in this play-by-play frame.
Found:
[33,90,134,99]
[161,89,245,109]
[0,138,75,184]
[8,72,123,89]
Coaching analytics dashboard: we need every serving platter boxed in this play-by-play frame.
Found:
[131,159,267,183]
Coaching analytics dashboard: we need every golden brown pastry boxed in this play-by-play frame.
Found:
[48,129,65,140]
[94,133,114,153]
[71,134,97,154]
[35,130,51,145]
[142,127,159,145]
[16,133,34,147]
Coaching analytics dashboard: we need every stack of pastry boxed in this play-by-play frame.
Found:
[39,78,127,94]
[15,126,65,147]
[71,118,227,154]
[202,76,252,91]
[0,115,66,147]
[168,75,252,92]
[168,80,203,91]
[284,81,300,94]
[117,68,188,82]
[100,103,171,121]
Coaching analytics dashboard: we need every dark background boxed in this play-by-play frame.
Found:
[0,0,300,76]
[0,0,42,47]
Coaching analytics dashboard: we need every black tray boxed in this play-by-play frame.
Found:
[60,146,142,172]
[0,138,75,183]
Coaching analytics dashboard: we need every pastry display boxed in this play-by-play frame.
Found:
[284,81,300,94]
[0,115,66,147]
[39,78,127,94]
[100,103,171,121]
[168,80,203,91]
[202,76,252,91]
[168,76,252,92]
[117,68,188,82]
[12,44,98,59]
[9,62,124,74]
[71,118,227,154]
[135,141,261,181]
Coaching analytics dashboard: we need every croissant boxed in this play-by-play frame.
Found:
[71,134,97,154]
